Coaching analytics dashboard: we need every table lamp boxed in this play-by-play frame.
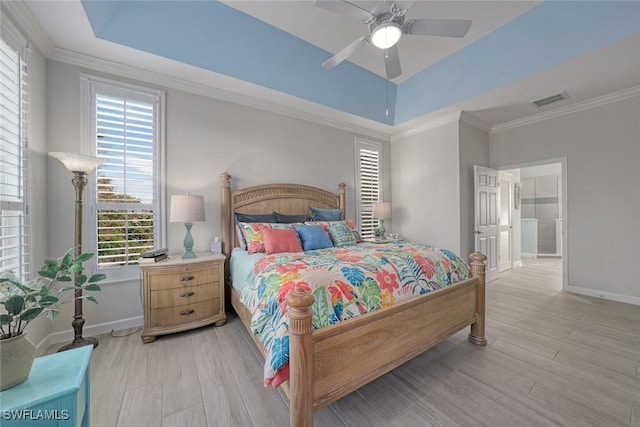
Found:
[372,202,391,238]
[170,194,205,259]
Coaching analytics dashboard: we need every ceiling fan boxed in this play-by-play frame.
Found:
[315,0,472,79]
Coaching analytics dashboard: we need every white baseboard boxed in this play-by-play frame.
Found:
[565,286,640,306]
[35,316,144,354]
[521,253,537,258]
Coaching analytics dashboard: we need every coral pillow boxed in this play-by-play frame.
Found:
[263,228,303,255]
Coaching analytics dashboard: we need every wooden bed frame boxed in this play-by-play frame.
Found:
[220,172,487,427]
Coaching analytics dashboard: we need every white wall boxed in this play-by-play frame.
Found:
[390,118,489,260]
[44,60,390,340]
[391,121,461,253]
[490,96,640,303]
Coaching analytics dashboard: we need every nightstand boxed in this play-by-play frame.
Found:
[0,346,92,427]
[140,253,226,343]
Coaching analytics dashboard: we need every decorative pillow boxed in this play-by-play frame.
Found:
[305,220,357,233]
[238,222,272,254]
[235,212,277,223]
[329,222,357,247]
[274,212,309,223]
[238,223,296,253]
[236,224,248,249]
[294,225,334,251]
[309,207,343,221]
[263,228,303,254]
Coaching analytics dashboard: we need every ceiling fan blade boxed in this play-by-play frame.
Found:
[403,19,472,38]
[314,0,374,23]
[384,45,401,79]
[322,36,369,70]
[394,0,415,10]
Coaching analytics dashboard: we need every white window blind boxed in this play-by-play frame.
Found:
[85,77,164,280]
[0,17,29,279]
[356,140,382,240]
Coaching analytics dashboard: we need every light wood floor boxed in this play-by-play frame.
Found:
[53,258,640,426]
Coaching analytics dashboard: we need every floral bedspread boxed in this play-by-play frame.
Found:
[240,241,471,386]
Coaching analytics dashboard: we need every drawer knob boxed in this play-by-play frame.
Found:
[180,276,194,282]
[180,309,195,316]
[180,291,195,298]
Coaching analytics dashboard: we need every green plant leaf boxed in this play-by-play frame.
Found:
[84,295,99,304]
[76,274,87,286]
[5,295,25,315]
[57,275,72,282]
[38,269,57,280]
[60,286,76,292]
[39,295,60,305]
[84,284,101,292]
[70,264,83,273]
[20,307,44,321]
[0,314,14,325]
[88,274,107,283]
[76,253,94,263]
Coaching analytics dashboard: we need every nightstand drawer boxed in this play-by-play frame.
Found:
[150,283,217,308]
[149,298,221,327]
[147,267,218,290]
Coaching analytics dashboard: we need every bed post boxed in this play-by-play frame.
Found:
[338,182,346,219]
[468,252,488,346]
[220,172,232,285]
[287,288,315,427]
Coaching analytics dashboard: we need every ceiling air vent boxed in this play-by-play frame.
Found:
[532,91,569,107]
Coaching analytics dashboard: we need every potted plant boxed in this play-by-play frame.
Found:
[0,248,105,391]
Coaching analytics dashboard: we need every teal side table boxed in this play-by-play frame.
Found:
[0,345,92,426]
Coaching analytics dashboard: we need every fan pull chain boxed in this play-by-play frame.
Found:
[385,79,389,117]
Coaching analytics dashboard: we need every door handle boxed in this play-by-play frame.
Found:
[474,230,482,235]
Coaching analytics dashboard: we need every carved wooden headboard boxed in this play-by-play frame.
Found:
[219,172,346,261]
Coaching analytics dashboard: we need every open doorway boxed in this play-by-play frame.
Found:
[499,159,565,290]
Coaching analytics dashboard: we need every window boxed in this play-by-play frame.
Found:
[0,16,29,279]
[83,76,165,282]
[355,139,382,240]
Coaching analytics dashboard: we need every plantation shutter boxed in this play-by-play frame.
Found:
[0,18,29,278]
[93,87,158,269]
[357,141,381,240]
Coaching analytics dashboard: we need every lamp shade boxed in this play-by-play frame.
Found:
[49,152,105,173]
[170,194,205,223]
[372,202,391,219]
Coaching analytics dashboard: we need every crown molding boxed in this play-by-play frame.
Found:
[491,84,640,133]
[459,111,492,133]
[390,111,462,142]
[3,0,54,56]
[48,46,392,142]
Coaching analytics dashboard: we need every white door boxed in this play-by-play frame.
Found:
[474,165,499,283]
[498,172,513,272]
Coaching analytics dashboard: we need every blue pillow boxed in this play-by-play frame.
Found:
[235,212,277,223]
[295,225,334,251]
[274,212,309,223]
[310,207,343,221]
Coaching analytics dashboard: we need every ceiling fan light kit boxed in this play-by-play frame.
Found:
[371,22,402,49]
[315,0,472,79]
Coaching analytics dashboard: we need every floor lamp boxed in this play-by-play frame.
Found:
[49,152,105,351]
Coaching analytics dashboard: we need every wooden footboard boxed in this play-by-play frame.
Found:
[287,252,487,427]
